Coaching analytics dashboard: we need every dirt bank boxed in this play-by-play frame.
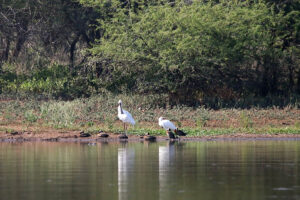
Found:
[1,129,300,142]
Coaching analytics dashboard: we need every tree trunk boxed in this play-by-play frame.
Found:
[261,65,269,96]
[0,38,10,73]
[297,70,300,94]
[270,67,278,94]
[3,38,10,61]
[13,33,27,58]
[288,65,294,93]
[69,34,80,70]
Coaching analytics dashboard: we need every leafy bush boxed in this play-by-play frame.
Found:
[24,110,39,123]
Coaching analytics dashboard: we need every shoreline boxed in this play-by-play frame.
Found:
[1,130,300,143]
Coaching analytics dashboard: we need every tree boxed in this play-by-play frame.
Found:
[85,0,299,104]
[0,0,101,70]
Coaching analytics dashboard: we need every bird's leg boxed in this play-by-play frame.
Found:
[123,123,126,134]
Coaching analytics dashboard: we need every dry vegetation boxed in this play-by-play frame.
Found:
[0,95,299,136]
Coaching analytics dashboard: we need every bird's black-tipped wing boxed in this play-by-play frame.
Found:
[175,129,187,136]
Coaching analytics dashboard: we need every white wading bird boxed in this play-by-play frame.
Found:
[158,117,187,138]
[118,100,135,135]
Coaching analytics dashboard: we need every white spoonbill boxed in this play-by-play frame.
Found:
[158,117,187,138]
[118,100,135,134]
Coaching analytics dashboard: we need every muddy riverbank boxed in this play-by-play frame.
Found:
[1,130,300,142]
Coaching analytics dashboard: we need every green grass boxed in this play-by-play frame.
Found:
[82,127,300,136]
[0,94,299,136]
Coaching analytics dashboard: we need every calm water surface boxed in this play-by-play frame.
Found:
[0,140,300,200]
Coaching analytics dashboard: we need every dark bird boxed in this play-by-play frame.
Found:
[174,129,187,136]
[10,131,19,135]
[144,133,156,141]
[99,133,109,138]
[118,134,128,139]
[79,131,91,137]
[167,130,176,139]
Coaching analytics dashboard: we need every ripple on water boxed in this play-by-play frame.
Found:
[273,187,294,191]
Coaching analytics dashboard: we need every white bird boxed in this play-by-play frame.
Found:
[158,116,186,138]
[118,100,135,134]
[159,117,177,131]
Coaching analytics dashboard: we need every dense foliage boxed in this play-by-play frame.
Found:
[0,0,300,107]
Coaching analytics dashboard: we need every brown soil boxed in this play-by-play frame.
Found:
[1,124,300,142]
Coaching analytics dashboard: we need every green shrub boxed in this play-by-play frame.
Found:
[24,110,39,123]
[240,111,253,128]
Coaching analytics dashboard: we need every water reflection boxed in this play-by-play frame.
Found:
[0,140,300,200]
[159,141,176,169]
[118,146,135,200]
[159,141,176,200]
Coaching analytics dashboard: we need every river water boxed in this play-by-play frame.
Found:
[0,140,300,200]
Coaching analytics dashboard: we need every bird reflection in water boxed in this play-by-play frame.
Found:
[118,147,135,200]
[159,141,176,200]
